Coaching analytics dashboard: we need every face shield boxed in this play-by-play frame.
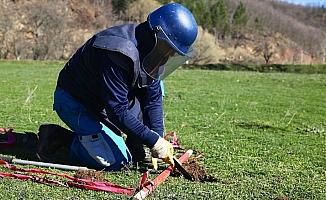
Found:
[142,26,195,80]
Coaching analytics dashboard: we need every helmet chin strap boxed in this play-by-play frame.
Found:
[135,21,160,86]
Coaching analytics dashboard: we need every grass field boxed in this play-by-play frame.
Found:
[0,60,325,199]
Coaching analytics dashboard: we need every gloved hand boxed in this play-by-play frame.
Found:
[151,137,174,167]
[151,158,158,170]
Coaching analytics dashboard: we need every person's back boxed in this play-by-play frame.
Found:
[57,25,137,115]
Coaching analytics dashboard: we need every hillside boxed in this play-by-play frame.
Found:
[229,0,326,64]
[0,0,114,60]
[0,0,325,64]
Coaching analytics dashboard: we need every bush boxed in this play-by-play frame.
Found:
[185,63,326,74]
[190,26,225,65]
[125,0,161,22]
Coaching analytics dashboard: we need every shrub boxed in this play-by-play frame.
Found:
[125,0,161,22]
[190,26,225,65]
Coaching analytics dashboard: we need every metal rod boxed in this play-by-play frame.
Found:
[11,159,89,171]
[0,154,89,171]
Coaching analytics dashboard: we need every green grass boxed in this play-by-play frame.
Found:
[0,60,325,199]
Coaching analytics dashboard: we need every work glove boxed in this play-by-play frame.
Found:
[151,158,158,170]
[151,137,174,167]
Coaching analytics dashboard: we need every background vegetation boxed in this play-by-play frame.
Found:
[0,0,325,64]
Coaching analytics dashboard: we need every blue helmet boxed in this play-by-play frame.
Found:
[142,3,198,80]
[148,2,198,56]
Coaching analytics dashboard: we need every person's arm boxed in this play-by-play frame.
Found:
[136,80,164,137]
[101,63,160,148]
[101,54,173,166]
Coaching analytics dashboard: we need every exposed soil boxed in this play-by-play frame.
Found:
[73,158,217,183]
[74,169,107,182]
[174,157,217,182]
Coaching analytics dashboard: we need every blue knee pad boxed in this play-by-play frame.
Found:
[70,124,132,171]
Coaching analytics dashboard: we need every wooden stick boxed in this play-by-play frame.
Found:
[133,149,193,200]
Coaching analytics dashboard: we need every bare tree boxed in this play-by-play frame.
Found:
[23,2,72,60]
[263,41,274,64]
[321,38,326,64]
[252,36,274,64]
[0,2,14,59]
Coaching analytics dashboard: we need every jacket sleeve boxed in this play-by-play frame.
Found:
[136,80,164,137]
[101,62,160,148]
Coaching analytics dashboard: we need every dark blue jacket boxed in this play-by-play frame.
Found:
[56,24,162,147]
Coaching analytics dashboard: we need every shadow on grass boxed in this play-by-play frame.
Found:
[234,121,287,132]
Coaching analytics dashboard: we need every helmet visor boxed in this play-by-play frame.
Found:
[142,38,176,79]
[158,53,189,79]
[142,27,194,80]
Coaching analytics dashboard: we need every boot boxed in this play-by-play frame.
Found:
[37,124,73,164]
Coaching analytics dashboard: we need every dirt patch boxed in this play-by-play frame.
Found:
[174,157,217,182]
[74,170,107,182]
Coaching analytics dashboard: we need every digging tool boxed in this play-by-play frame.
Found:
[0,155,89,171]
[173,156,193,181]
[133,149,193,200]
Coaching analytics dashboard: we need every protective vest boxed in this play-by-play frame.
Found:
[57,24,145,115]
[92,24,141,86]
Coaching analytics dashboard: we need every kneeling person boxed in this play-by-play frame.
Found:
[48,3,198,171]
